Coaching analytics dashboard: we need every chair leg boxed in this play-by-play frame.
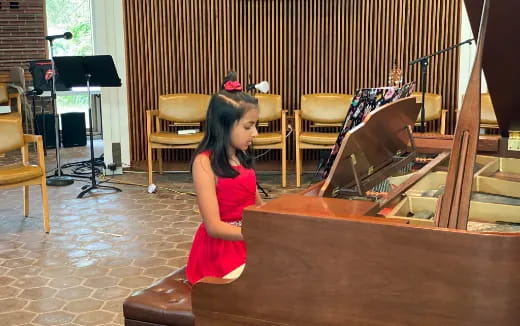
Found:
[158,149,163,175]
[147,144,154,186]
[296,147,301,188]
[23,186,29,217]
[282,145,287,188]
[41,180,50,233]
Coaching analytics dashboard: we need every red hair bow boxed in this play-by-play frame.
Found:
[223,80,242,91]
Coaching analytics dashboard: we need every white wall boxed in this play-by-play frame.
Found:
[458,2,488,108]
[91,0,129,174]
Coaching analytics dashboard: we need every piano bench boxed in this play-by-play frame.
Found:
[123,266,194,326]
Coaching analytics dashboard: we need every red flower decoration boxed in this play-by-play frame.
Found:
[223,80,242,91]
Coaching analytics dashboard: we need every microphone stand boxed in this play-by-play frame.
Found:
[46,38,74,186]
[248,73,269,198]
[409,38,473,132]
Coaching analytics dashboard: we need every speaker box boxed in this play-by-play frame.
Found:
[61,112,87,147]
[35,113,56,149]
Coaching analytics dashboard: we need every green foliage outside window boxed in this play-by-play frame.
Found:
[46,0,93,108]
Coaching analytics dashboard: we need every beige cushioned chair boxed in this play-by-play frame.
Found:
[147,94,210,186]
[411,92,446,134]
[252,94,287,187]
[0,112,49,232]
[294,93,353,187]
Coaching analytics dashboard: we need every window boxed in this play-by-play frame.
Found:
[46,0,97,132]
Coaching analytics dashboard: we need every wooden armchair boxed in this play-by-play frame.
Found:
[0,113,49,232]
[0,82,22,114]
[479,93,498,130]
[458,93,498,133]
[411,92,446,134]
[252,94,287,187]
[147,94,210,186]
[294,93,353,187]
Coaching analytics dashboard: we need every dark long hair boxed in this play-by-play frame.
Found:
[192,72,258,178]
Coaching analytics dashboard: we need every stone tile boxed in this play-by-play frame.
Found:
[143,265,176,278]
[0,265,9,275]
[74,266,109,278]
[25,298,67,313]
[98,257,134,268]
[101,299,123,314]
[155,249,187,259]
[118,275,154,289]
[13,276,50,289]
[63,298,104,313]
[1,257,35,269]
[166,256,188,267]
[84,242,112,251]
[55,286,93,300]
[0,286,21,299]
[91,287,131,301]
[83,276,119,289]
[108,266,143,278]
[0,297,28,314]
[73,310,115,325]
[176,241,193,251]
[39,266,76,278]
[18,287,57,300]
[6,265,42,278]
[48,276,84,289]
[0,275,16,286]
[32,311,75,326]
[0,311,36,325]
[1,248,30,259]
[132,257,167,268]
[0,240,23,250]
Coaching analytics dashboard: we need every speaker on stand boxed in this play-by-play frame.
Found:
[35,113,56,149]
[61,112,87,147]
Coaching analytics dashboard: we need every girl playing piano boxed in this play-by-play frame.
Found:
[186,72,264,284]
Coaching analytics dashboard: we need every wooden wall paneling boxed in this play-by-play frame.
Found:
[123,0,462,166]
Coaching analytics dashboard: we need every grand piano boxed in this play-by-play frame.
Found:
[192,1,520,325]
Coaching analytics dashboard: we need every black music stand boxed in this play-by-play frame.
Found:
[53,55,122,198]
[409,38,473,132]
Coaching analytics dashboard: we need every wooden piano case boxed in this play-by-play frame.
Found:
[192,1,520,325]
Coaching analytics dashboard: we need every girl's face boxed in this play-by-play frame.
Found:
[229,107,259,152]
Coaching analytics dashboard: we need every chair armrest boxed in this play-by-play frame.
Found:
[146,110,159,137]
[146,109,159,117]
[8,93,22,114]
[23,134,45,170]
[23,134,42,143]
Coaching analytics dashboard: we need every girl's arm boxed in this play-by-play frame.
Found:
[255,190,265,207]
[192,154,243,241]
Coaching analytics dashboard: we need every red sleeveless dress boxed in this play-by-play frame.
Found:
[186,151,257,284]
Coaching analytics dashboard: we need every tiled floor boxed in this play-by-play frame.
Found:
[0,142,301,326]
[1,142,518,325]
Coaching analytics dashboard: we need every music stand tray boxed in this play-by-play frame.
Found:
[53,55,122,198]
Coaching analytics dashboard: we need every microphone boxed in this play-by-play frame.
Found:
[45,32,73,41]
[246,81,270,93]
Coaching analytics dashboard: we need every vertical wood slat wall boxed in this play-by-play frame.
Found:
[123,0,461,163]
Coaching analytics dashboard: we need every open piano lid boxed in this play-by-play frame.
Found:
[464,0,520,132]
[319,97,421,197]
